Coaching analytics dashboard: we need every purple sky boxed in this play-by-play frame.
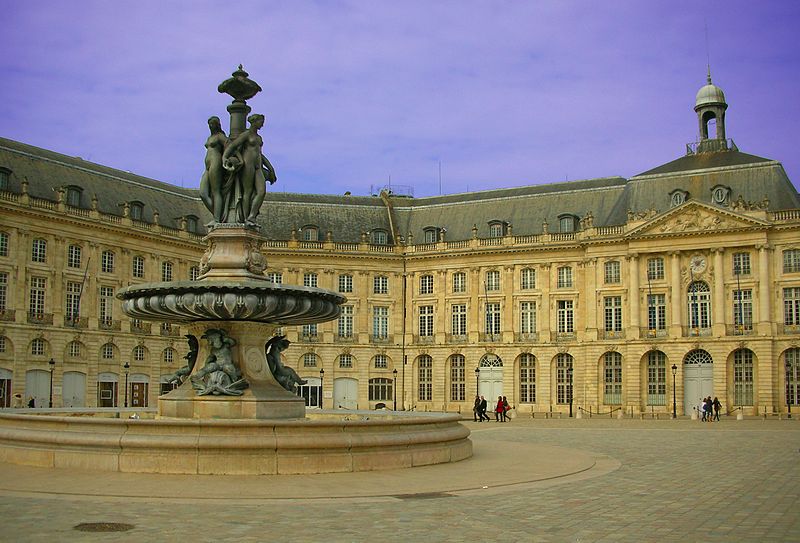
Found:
[1,1,799,197]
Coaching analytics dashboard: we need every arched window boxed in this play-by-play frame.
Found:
[371,230,388,245]
[303,353,317,367]
[30,338,46,356]
[733,349,754,406]
[558,214,578,233]
[133,345,146,362]
[130,202,144,221]
[556,353,573,404]
[302,225,318,241]
[603,352,622,405]
[423,227,438,244]
[162,348,176,365]
[646,351,666,406]
[687,281,712,331]
[338,353,353,368]
[368,378,393,402]
[488,221,506,238]
[101,343,116,360]
[519,353,536,403]
[373,354,388,368]
[785,348,800,408]
[66,186,82,207]
[186,215,199,233]
[684,349,713,365]
[418,355,432,401]
[67,340,82,358]
[449,354,465,402]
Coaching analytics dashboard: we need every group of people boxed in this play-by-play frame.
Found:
[473,395,512,422]
[699,396,722,421]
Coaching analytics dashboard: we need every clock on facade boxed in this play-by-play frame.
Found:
[689,254,707,274]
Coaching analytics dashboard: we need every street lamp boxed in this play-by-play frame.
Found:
[787,358,793,419]
[123,362,130,408]
[671,364,678,419]
[474,367,480,396]
[392,368,398,411]
[48,358,55,408]
[319,368,324,409]
[567,366,573,418]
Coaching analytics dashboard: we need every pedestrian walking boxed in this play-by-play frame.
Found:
[495,396,504,422]
[502,395,510,421]
[705,397,714,423]
[479,396,490,421]
[699,398,707,421]
[713,396,722,421]
[27,397,35,408]
[473,395,481,422]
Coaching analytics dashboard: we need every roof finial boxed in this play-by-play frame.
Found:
[706,64,712,85]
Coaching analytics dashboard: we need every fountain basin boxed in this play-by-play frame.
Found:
[0,411,472,475]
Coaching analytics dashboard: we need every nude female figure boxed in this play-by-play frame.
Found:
[222,113,277,225]
[198,116,228,222]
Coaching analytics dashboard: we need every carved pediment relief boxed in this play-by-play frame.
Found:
[628,202,767,238]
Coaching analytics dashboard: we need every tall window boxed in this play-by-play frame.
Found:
[267,271,283,284]
[132,256,145,278]
[733,289,753,332]
[101,250,115,273]
[646,350,666,406]
[488,222,504,238]
[338,274,353,293]
[485,302,501,335]
[418,355,432,401]
[374,354,388,369]
[338,354,353,368]
[0,272,7,313]
[65,281,82,322]
[423,228,438,244]
[519,353,536,403]
[647,294,666,332]
[647,257,664,281]
[303,353,317,367]
[733,349,754,406]
[373,275,388,294]
[784,287,800,326]
[161,261,173,282]
[687,281,712,330]
[521,268,536,290]
[369,378,392,401]
[0,232,8,257]
[604,261,620,284]
[786,348,800,407]
[559,216,576,233]
[485,270,500,291]
[29,277,46,318]
[520,301,536,334]
[303,272,318,288]
[557,300,574,333]
[557,266,572,288]
[732,252,751,275]
[301,324,317,338]
[130,202,144,221]
[420,274,434,295]
[372,306,388,339]
[452,272,466,293]
[337,305,353,338]
[783,249,800,273]
[133,345,146,362]
[67,244,82,268]
[452,304,467,336]
[556,353,573,404]
[450,355,465,402]
[31,238,47,263]
[603,352,622,405]
[419,305,434,337]
[604,296,623,332]
[0,171,7,191]
[99,286,114,325]
[190,266,200,281]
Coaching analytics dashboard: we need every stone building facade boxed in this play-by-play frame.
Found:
[0,76,799,415]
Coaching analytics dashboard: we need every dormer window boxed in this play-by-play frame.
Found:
[371,229,388,245]
[558,214,578,233]
[710,185,730,206]
[669,190,688,207]
[423,227,439,244]
[66,186,82,208]
[302,225,319,241]
[488,221,507,238]
[186,215,199,233]
[130,202,144,221]
[0,169,10,191]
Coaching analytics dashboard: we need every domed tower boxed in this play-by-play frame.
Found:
[694,67,729,153]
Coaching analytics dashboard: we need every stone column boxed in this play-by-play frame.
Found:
[628,254,640,336]
[758,245,772,334]
[539,264,551,340]
[669,252,682,337]
[583,258,597,340]
[503,265,514,343]
[712,248,726,336]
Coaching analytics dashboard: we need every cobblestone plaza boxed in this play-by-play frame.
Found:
[0,418,797,542]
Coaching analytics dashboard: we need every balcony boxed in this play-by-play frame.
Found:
[479,333,501,343]
[0,309,15,322]
[446,334,468,344]
[27,312,53,325]
[98,318,121,331]
[369,334,393,344]
[779,324,800,335]
[683,326,711,337]
[726,324,754,336]
[159,324,181,337]
[334,334,355,343]
[641,328,668,339]
[515,332,539,342]
[552,331,576,342]
[603,330,625,340]
[413,335,435,344]
[298,333,319,343]
[131,322,152,334]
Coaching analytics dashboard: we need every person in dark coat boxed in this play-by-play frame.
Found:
[713,396,722,421]
[479,396,490,421]
[473,396,481,422]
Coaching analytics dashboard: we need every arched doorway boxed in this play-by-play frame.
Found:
[478,354,503,400]
[25,369,50,408]
[0,368,11,408]
[129,373,149,407]
[97,372,118,407]
[683,349,713,414]
[62,371,86,407]
[333,377,358,409]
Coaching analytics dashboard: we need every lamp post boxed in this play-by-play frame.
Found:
[48,358,55,408]
[474,367,480,397]
[392,368,398,411]
[671,364,678,419]
[787,358,793,419]
[567,366,573,418]
[123,362,130,408]
[319,368,324,409]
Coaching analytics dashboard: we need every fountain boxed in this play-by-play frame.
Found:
[0,67,471,474]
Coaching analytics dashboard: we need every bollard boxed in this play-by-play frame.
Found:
[576,408,582,419]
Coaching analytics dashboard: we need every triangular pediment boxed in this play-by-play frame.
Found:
[627,200,769,238]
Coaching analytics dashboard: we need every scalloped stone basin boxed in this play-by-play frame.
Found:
[118,280,346,324]
[0,411,472,475]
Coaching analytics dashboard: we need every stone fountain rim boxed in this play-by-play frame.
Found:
[117,280,347,303]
